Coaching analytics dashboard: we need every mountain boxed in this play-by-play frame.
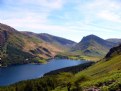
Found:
[106,38,121,43]
[72,34,117,57]
[0,23,63,66]
[22,32,76,49]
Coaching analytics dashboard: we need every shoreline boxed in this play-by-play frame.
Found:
[0,58,92,68]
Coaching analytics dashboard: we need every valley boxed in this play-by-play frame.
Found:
[0,23,121,91]
[1,0,121,91]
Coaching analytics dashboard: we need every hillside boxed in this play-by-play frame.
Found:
[0,23,63,66]
[22,32,76,50]
[72,35,116,57]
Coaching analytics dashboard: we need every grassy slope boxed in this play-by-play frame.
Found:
[77,55,121,77]
[78,55,121,90]
[53,51,121,90]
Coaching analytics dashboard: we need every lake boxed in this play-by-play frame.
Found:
[0,59,86,86]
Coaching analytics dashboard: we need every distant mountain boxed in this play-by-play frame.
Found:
[0,23,63,66]
[22,32,76,49]
[72,34,117,57]
[106,38,121,43]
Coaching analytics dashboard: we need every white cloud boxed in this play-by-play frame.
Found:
[97,10,121,23]
[77,0,121,23]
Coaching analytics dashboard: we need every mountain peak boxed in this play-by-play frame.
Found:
[80,34,102,44]
[86,34,97,37]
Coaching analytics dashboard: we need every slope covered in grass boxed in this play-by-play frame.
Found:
[69,45,121,90]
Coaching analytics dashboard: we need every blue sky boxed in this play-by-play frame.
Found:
[0,0,121,42]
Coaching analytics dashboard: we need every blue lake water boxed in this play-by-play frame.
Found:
[0,59,86,86]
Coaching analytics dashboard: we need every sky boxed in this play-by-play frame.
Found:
[0,0,121,42]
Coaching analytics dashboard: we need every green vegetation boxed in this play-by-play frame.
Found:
[55,54,84,60]
[0,32,47,66]
[44,62,94,75]
[32,57,47,64]
[1,45,33,66]
[0,75,59,91]
[55,53,101,61]
[74,55,121,90]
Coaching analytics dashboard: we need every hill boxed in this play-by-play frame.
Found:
[0,23,63,66]
[22,32,76,50]
[72,34,116,57]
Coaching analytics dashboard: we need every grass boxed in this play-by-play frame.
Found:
[38,59,47,64]
[52,54,121,90]
[60,55,121,90]
[76,55,121,77]
[56,52,102,62]
[81,55,102,61]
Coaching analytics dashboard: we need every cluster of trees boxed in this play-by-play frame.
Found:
[1,45,34,66]
[0,76,58,91]
[45,62,94,75]
[55,54,85,60]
